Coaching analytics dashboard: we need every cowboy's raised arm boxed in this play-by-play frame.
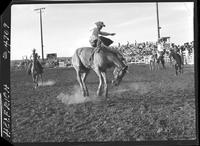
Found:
[99,31,115,36]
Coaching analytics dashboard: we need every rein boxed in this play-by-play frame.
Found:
[116,65,127,77]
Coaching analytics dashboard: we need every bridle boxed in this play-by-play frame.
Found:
[115,65,127,79]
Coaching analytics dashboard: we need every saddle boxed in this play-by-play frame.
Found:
[89,46,101,63]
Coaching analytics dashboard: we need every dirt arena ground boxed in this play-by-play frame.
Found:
[11,63,196,142]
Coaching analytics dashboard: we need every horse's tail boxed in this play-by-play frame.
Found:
[72,48,83,68]
[76,48,81,63]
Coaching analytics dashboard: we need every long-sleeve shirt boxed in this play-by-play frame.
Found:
[89,27,110,42]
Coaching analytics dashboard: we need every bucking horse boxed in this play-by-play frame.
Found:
[72,47,128,98]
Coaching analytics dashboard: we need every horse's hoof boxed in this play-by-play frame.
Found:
[97,92,101,97]
[103,93,108,98]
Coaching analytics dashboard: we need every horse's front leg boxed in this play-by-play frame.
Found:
[32,74,36,88]
[101,72,108,98]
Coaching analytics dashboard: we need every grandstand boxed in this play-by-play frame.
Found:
[116,40,194,65]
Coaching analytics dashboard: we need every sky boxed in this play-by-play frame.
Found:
[11,2,194,60]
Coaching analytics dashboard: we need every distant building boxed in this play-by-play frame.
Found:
[46,53,57,60]
[45,53,58,68]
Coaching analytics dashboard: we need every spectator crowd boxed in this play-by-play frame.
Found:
[112,41,194,63]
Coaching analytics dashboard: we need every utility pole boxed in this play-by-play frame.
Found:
[156,2,161,40]
[34,7,45,61]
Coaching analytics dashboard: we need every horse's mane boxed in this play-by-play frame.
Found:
[103,47,125,62]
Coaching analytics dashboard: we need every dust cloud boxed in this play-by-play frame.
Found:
[38,80,56,86]
[128,82,151,94]
[111,82,151,95]
[57,82,153,105]
[56,85,98,105]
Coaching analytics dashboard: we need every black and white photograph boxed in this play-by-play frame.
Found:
[4,0,198,144]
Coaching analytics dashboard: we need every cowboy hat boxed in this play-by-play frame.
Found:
[95,21,105,27]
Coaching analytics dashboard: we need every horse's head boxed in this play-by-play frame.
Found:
[112,65,128,86]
